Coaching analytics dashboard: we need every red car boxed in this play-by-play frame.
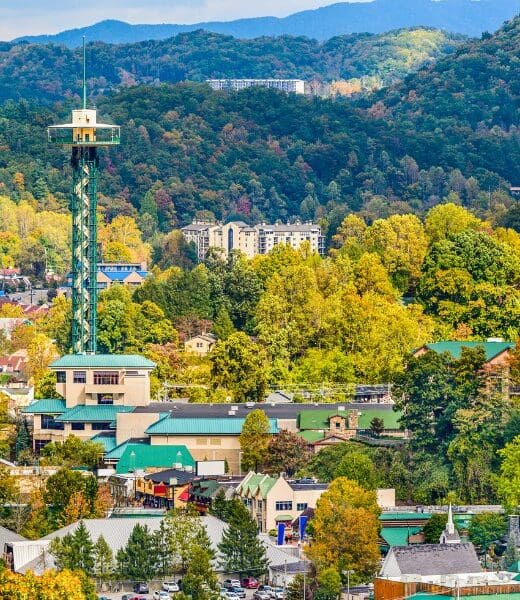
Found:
[241,577,259,589]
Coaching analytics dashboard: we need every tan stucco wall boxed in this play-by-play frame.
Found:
[185,338,214,355]
[116,412,163,445]
[54,368,151,408]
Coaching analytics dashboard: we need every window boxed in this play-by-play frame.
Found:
[41,414,64,430]
[297,503,308,511]
[93,371,119,385]
[210,438,221,446]
[196,438,207,445]
[71,422,85,431]
[91,422,111,431]
[73,371,86,384]
[97,394,114,405]
[56,371,66,383]
[275,501,293,511]
[35,439,50,453]
[335,421,341,429]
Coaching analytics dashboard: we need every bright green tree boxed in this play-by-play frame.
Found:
[239,409,271,472]
[334,452,379,489]
[92,535,115,582]
[210,332,269,403]
[498,436,520,513]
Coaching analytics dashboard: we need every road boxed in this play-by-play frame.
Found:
[6,289,50,305]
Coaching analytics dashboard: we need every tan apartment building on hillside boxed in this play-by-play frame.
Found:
[181,220,324,260]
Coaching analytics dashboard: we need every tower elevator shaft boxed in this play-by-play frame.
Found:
[71,146,98,354]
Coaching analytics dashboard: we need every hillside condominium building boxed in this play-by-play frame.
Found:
[206,79,305,94]
[181,220,325,259]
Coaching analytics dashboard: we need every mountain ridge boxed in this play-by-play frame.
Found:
[0,28,464,103]
[11,0,520,46]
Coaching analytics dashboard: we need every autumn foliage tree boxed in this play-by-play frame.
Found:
[264,429,311,476]
[306,478,381,582]
[0,568,89,600]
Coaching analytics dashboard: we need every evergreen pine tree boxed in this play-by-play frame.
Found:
[50,520,94,575]
[210,489,230,522]
[117,523,155,582]
[212,307,235,341]
[218,501,268,576]
[152,520,173,578]
[93,534,115,582]
[14,419,31,461]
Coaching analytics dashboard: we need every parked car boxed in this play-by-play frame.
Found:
[258,585,274,596]
[254,591,271,600]
[163,582,180,593]
[272,588,285,599]
[122,595,135,600]
[223,579,242,589]
[229,587,246,598]
[153,591,171,600]
[241,577,259,589]
[133,582,149,594]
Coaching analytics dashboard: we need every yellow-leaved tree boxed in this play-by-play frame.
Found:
[0,568,87,600]
[306,477,381,583]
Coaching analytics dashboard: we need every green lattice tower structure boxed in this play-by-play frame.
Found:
[48,40,120,353]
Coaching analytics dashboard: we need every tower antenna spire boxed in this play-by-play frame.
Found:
[82,35,87,109]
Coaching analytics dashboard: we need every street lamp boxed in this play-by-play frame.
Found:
[343,570,354,600]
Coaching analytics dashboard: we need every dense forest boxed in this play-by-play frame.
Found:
[0,28,463,103]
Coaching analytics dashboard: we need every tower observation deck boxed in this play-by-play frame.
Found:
[48,40,120,354]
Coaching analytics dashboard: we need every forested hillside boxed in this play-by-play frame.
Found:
[0,16,518,235]
[0,28,463,103]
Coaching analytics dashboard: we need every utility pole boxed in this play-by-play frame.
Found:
[48,36,120,354]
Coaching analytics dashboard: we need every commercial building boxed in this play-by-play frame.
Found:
[237,472,328,532]
[66,262,150,291]
[207,79,305,94]
[181,220,325,260]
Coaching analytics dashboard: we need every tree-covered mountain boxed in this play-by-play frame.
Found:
[12,0,520,46]
[0,28,464,103]
[0,16,518,234]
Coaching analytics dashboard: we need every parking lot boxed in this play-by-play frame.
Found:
[98,585,261,600]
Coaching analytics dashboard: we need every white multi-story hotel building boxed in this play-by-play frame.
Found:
[206,79,306,94]
[181,220,325,260]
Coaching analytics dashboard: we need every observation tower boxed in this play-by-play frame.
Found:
[48,39,120,354]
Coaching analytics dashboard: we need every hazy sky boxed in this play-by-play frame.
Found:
[1,0,369,39]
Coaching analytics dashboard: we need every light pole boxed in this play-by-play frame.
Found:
[343,569,354,600]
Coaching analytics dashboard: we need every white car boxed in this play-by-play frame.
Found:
[163,582,180,593]
[254,592,271,600]
[154,591,171,600]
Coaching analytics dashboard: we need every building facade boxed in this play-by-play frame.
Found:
[207,79,305,94]
[181,220,325,260]
[236,472,328,532]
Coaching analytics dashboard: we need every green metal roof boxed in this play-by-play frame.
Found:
[297,430,326,443]
[298,408,401,431]
[90,432,118,453]
[237,473,278,498]
[508,560,520,573]
[115,444,195,474]
[56,405,135,422]
[379,512,431,521]
[105,439,135,460]
[275,515,293,521]
[421,341,515,362]
[192,479,222,499]
[51,354,156,369]
[380,527,422,547]
[23,398,66,414]
[146,417,279,435]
